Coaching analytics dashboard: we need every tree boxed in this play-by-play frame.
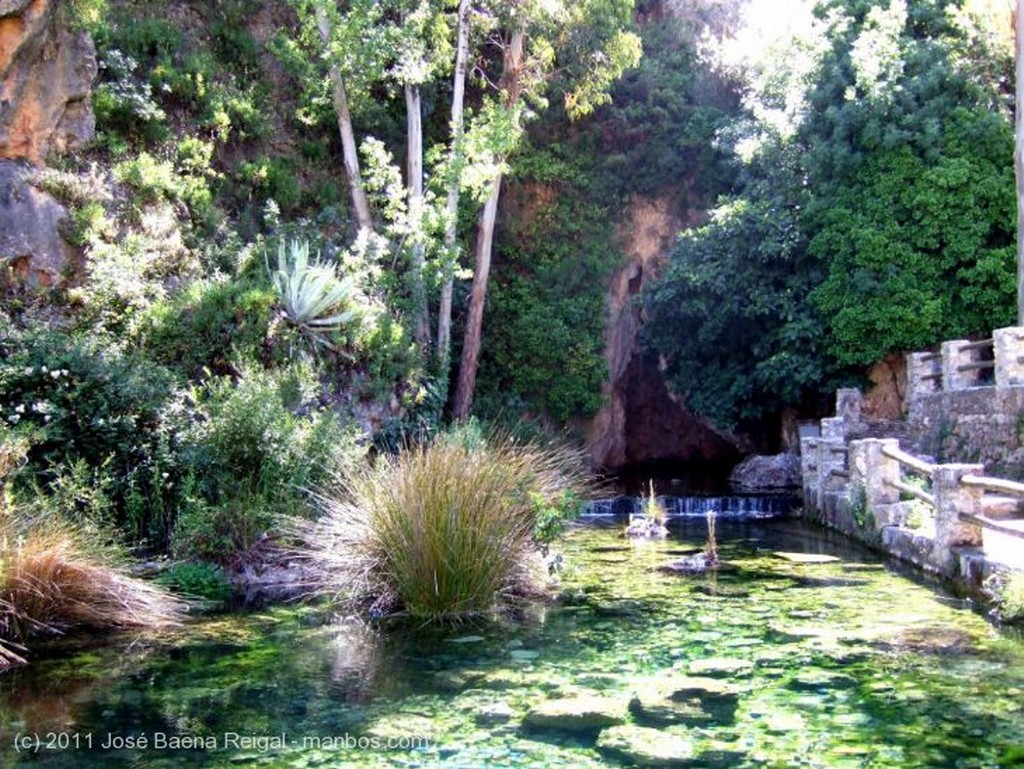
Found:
[436,0,472,369]
[643,0,1015,430]
[803,0,1015,363]
[644,142,831,429]
[1017,0,1023,323]
[293,0,460,352]
[451,0,641,421]
[390,0,453,348]
[304,0,384,233]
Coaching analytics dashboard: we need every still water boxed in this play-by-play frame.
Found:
[1,515,1023,767]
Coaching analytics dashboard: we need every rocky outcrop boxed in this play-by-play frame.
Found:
[1,0,97,164]
[728,453,801,493]
[586,194,744,471]
[0,159,77,286]
[862,354,907,420]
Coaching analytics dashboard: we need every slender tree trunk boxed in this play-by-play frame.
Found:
[1016,0,1024,324]
[452,172,503,421]
[316,6,373,233]
[405,83,430,347]
[436,0,472,368]
[452,29,526,419]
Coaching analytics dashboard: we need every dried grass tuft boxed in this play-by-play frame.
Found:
[0,515,182,668]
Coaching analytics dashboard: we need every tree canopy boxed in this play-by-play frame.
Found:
[643,0,1015,430]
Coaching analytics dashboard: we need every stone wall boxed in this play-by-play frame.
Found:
[800,329,1024,597]
[908,388,1024,478]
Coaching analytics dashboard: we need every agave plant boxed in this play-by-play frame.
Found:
[269,239,360,349]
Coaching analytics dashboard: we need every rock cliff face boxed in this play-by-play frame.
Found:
[0,159,79,286]
[0,0,97,164]
[586,195,744,471]
[0,0,94,286]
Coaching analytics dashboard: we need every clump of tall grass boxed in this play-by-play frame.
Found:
[0,427,181,668]
[0,515,183,667]
[301,428,587,620]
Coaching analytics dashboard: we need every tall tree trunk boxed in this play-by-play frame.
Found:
[452,172,503,421]
[316,6,373,233]
[436,0,472,368]
[405,83,430,347]
[1017,0,1023,324]
[452,29,526,420]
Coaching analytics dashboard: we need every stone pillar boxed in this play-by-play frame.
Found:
[801,436,820,514]
[835,388,862,431]
[931,463,984,575]
[849,438,900,513]
[819,438,851,499]
[820,416,845,442]
[994,327,1024,388]
[907,352,942,403]
[941,339,975,391]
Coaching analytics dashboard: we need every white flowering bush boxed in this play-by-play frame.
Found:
[0,322,174,536]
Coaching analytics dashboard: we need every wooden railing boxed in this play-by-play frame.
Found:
[880,444,936,507]
[803,427,1024,573]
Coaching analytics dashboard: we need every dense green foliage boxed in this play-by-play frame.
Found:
[3,0,1015,589]
[644,0,1014,429]
[476,16,740,425]
[644,145,834,428]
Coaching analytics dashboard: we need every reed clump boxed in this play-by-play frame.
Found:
[0,429,181,668]
[302,428,587,620]
[0,515,183,667]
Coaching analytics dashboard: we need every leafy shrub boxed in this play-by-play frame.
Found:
[93,49,168,146]
[68,199,199,334]
[140,274,278,378]
[114,152,183,203]
[68,201,114,247]
[171,364,364,561]
[301,429,587,620]
[0,323,174,537]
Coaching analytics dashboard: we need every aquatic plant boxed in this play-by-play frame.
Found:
[705,509,719,565]
[300,429,587,620]
[156,561,232,601]
[642,480,667,526]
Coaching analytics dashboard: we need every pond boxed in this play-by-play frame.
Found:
[2,514,1023,768]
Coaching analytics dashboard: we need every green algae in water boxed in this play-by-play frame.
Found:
[2,518,1024,767]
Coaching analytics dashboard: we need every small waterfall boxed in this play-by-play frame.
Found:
[582,494,796,520]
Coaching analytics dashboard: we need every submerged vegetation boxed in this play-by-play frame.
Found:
[301,426,588,620]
